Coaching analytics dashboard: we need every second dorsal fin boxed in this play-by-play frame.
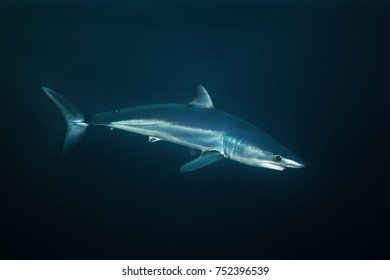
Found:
[188,84,214,109]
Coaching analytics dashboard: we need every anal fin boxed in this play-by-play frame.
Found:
[180,151,224,172]
[148,136,161,143]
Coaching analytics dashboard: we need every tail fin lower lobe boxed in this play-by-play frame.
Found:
[42,87,88,155]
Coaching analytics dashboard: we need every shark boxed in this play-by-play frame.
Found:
[42,84,305,172]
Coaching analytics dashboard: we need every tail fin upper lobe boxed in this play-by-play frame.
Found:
[42,87,88,155]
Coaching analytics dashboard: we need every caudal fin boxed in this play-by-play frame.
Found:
[42,87,88,155]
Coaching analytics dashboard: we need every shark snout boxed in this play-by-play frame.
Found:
[284,158,305,168]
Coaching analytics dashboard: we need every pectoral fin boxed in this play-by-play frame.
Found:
[180,151,224,172]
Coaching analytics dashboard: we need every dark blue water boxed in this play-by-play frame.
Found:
[1,0,389,259]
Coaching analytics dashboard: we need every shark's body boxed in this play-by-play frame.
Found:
[42,84,304,172]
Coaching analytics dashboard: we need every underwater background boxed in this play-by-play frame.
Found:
[1,0,389,259]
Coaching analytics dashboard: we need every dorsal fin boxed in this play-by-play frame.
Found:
[188,84,214,108]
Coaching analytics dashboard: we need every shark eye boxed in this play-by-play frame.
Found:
[274,155,282,162]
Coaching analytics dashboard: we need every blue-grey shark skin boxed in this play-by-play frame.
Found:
[42,84,305,172]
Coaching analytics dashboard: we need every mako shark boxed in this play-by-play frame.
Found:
[42,84,305,172]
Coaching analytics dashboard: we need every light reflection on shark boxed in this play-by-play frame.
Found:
[42,84,305,172]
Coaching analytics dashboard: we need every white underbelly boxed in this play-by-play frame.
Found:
[105,121,224,152]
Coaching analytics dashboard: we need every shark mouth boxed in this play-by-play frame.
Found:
[259,162,285,171]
